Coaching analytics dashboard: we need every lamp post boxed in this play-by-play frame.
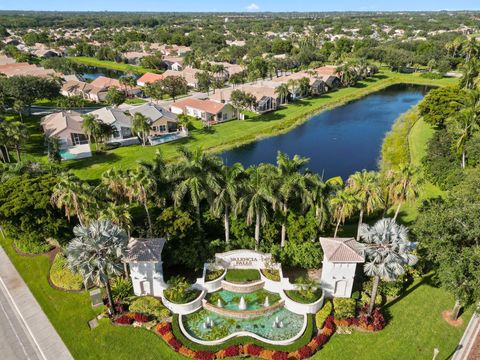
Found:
[432,348,439,360]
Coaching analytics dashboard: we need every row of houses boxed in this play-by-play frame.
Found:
[0,60,62,78]
[41,103,180,149]
[61,76,141,102]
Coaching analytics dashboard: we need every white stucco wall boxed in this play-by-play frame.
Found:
[320,256,357,298]
[129,261,167,297]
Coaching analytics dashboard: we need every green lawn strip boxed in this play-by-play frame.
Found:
[62,71,457,181]
[316,276,473,360]
[284,289,323,304]
[172,313,313,352]
[124,98,148,105]
[225,269,260,283]
[0,236,184,360]
[68,56,159,74]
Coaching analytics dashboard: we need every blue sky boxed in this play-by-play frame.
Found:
[1,0,479,12]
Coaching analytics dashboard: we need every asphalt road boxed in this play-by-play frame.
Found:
[0,282,41,360]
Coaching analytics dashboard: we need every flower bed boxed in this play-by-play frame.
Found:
[333,306,386,332]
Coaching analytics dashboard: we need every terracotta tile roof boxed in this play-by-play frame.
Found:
[125,237,166,262]
[209,85,279,103]
[137,72,164,85]
[319,237,364,263]
[0,62,60,78]
[314,65,339,76]
[172,98,226,114]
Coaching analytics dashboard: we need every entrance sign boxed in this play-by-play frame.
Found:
[215,250,273,269]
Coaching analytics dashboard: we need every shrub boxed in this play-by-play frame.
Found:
[168,337,182,352]
[133,312,149,323]
[49,253,83,290]
[420,72,443,79]
[111,277,133,301]
[205,268,225,282]
[164,276,200,304]
[360,292,382,307]
[297,346,312,359]
[315,300,332,329]
[114,315,134,325]
[129,296,170,320]
[246,344,263,356]
[194,351,215,360]
[156,322,172,335]
[224,345,240,357]
[15,238,52,255]
[261,268,281,282]
[333,298,356,319]
[272,351,288,360]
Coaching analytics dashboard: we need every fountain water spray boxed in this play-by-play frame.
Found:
[217,298,223,308]
[238,296,247,310]
[263,296,270,307]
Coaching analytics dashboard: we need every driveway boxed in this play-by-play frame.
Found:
[0,282,41,360]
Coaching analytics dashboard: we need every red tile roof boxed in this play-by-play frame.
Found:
[137,72,164,85]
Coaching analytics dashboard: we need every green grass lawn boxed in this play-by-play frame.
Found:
[53,70,457,181]
[69,56,159,74]
[317,275,472,360]
[225,269,261,283]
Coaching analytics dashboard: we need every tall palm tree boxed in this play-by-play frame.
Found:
[275,84,290,104]
[459,59,480,90]
[81,114,100,149]
[125,165,156,236]
[347,170,383,240]
[386,165,419,221]
[132,113,151,146]
[212,163,245,243]
[51,173,93,226]
[359,218,417,315]
[236,164,274,250]
[101,168,129,203]
[304,172,332,231]
[287,79,299,99]
[298,77,311,97]
[275,152,309,247]
[170,147,222,230]
[66,220,128,315]
[449,107,479,168]
[4,121,28,162]
[98,203,133,237]
[330,188,356,238]
[462,37,479,62]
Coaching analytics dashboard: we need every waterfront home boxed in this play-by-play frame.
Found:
[320,75,341,91]
[123,51,149,65]
[41,110,88,147]
[88,107,139,145]
[170,98,236,125]
[137,72,164,87]
[61,80,108,102]
[210,85,287,113]
[0,62,60,78]
[90,76,142,97]
[128,103,179,137]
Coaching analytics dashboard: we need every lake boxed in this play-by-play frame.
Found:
[80,66,139,81]
[220,84,432,180]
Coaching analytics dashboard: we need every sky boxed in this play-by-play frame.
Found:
[0,0,480,12]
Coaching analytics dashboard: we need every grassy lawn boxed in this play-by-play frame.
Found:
[0,235,185,360]
[224,269,261,283]
[51,70,457,181]
[124,98,148,105]
[69,56,159,74]
[318,275,472,360]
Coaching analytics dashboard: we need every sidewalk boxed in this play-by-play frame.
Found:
[0,246,73,360]
[452,311,480,360]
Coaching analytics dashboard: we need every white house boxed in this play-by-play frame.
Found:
[125,238,167,297]
[319,237,364,298]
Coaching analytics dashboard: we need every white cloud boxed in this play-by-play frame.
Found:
[246,3,260,11]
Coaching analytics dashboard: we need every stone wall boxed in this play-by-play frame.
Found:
[221,279,265,293]
[202,299,285,319]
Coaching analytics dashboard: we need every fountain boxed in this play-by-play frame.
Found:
[203,317,215,329]
[238,296,247,310]
[217,298,223,308]
[263,296,270,308]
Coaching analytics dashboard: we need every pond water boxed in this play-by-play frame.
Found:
[220,84,431,180]
[205,289,281,311]
[80,66,138,81]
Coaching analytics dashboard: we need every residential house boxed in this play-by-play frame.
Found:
[90,76,142,97]
[162,56,184,71]
[170,98,236,125]
[61,80,108,102]
[137,72,164,87]
[41,111,88,147]
[123,51,149,65]
[128,103,179,137]
[152,44,191,56]
[0,55,16,65]
[0,62,60,78]
[88,107,138,144]
[162,68,201,88]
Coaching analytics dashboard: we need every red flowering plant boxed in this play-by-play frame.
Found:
[246,344,263,356]
[156,322,172,335]
[114,314,134,325]
[272,351,289,360]
[194,351,215,360]
[297,346,313,359]
[224,346,240,357]
[133,313,150,323]
[168,337,182,352]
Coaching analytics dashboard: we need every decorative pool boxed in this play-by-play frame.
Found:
[205,289,281,311]
[182,307,305,342]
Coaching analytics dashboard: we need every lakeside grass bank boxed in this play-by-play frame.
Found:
[69,56,159,74]
[63,71,457,180]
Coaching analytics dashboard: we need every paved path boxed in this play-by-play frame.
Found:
[0,246,73,360]
[452,311,480,360]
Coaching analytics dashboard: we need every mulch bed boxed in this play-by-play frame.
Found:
[442,310,464,327]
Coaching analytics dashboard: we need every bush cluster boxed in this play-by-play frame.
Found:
[333,298,357,319]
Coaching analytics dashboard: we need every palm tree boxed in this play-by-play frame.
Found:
[101,168,129,203]
[274,152,309,247]
[287,79,299,99]
[462,37,479,62]
[3,121,28,162]
[81,114,100,150]
[304,172,332,231]
[386,165,419,221]
[330,188,356,238]
[170,147,222,230]
[212,163,245,243]
[98,203,133,236]
[449,107,479,168]
[298,77,311,97]
[359,218,417,315]
[125,165,156,236]
[236,164,274,250]
[459,59,480,90]
[347,170,383,240]
[132,113,151,146]
[275,84,290,104]
[51,173,93,226]
[66,220,128,315]
[177,114,191,133]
